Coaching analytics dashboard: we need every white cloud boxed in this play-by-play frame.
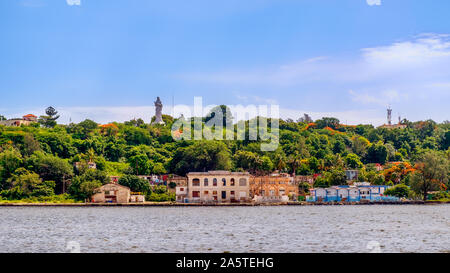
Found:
[366,0,381,6]
[66,0,81,6]
[348,89,409,107]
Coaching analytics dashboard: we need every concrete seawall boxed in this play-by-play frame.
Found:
[0,200,446,207]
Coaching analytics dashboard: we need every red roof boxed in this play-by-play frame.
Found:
[23,114,37,118]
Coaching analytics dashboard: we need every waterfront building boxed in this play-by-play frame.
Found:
[167,175,188,201]
[307,184,399,202]
[91,183,131,203]
[250,173,298,203]
[186,171,251,203]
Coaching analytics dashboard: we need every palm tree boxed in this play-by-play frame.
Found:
[288,137,310,175]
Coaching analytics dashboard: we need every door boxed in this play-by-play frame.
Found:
[221,191,227,200]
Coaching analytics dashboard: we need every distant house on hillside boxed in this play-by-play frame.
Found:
[0,114,38,127]
[345,170,359,181]
[74,161,97,170]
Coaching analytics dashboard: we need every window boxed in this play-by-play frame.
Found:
[192,191,200,198]
[180,187,184,191]
[230,191,235,196]
[192,178,200,187]
[213,191,218,195]
[204,178,209,187]
[222,178,226,186]
[239,178,247,186]
[213,178,218,186]
[204,191,209,195]
[230,178,235,186]
[221,191,227,199]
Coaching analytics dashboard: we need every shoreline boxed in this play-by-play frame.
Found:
[0,200,448,207]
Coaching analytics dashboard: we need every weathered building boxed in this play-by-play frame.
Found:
[91,183,131,203]
[250,173,298,203]
[187,171,250,203]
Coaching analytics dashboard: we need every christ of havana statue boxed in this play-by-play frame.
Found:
[152,97,166,125]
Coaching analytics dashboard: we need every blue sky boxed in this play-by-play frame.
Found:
[0,0,449,125]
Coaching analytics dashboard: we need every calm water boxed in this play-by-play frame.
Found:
[0,205,449,253]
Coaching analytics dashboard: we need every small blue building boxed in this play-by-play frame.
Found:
[307,183,399,202]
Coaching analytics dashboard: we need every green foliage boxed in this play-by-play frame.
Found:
[118,175,151,193]
[0,147,23,190]
[366,141,388,164]
[26,151,73,194]
[69,169,109,201]
[0,112,448,203]
[345,153,363,169]
[410,150,449,201]
[1,168,55,199]
[38,106,60,128]
[384,184,410,198]
[168,141,232,175]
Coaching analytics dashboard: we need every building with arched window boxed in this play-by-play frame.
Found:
[250,173,298,203]
[186,171,250,203]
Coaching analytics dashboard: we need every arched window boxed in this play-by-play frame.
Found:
[213,178,218,187]
[222,178,226,186]
[204,178,209,187]
[239,178,247,186]
[230,178,235,186]
[192,178,200,187]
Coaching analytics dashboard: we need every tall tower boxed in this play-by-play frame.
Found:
[387,106,392,125]
[152,97,165,125]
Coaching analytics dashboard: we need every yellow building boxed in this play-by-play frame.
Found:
[187,171,250,203]
[250,174,298,202]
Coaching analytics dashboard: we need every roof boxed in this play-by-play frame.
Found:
[188,170,250,175]
[23,114,37,117]
[99,123,118,128]
[98,183,130,191]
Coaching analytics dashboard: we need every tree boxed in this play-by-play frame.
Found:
[366,141,388,164]
[118,175,151,193]
[328,169,347,186]
[69,119,98,139]
[26,151,73,194]
[22,134,41,156]
[204,105,234,128]
[287,137,310,175]
[384,184,410,198]
[68,169,109,200]
[168,141,232,175]
[0,148,23,190]
[352,136,370,157]
[152,162,167,175]
[345,153,363,169]
[0,115,6,121]
[410,151,449,201]
[39,106,60,128]
[4,168,54,198]
[316,117,340,130]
